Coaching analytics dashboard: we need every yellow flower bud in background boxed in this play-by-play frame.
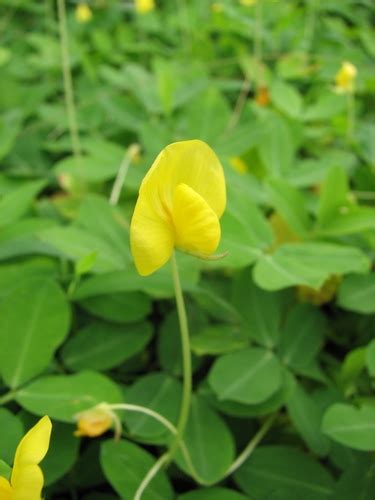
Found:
[211,3,223,13]
[74,406,113,438]
[230,157,249,174]
[135,0,155,14]
[240,0,257,6]
[297,275,342,306]
[334,61,357,94]
[130,140,226,276]
[0,416,52,500]
[75,2,93,23]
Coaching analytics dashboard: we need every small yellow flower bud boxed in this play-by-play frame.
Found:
[75,3,93,24]
[211,3,223,13]
[240,0,257,6]
[229,157,249,174]
[334,61,357,94]
[135,0,155,14]
[74,407,113,438]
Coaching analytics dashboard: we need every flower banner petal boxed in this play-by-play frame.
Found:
[131,195,174,276]
[140,140,226,218]
[12,416,52,477]
[12,464,44,500]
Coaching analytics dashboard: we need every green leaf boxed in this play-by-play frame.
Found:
[43,422,80,486]
[16,371,123,422]
[175,396,235,484]
[271,80,303,118]
[317,166,349,224]
[74,254,200,300]
[100,439,173,500]
[214,184,272,269]
[124,373,182,444]
[287,383,330,456]
[0,278,70,388]
[0,409,23,464]
[333,457,375,500]
[0,110,23,160]
[258,112,294,176]
[78,291,151,323]
[38,225,127,273]
[322,403,375,451]
[77,194,131,263]
[253,242,370,290]
[232,268,285,348]
[191,325,248,356]
[366,340,375,377]
[178,488,248,500]
[209,347,282,404]
[234,445,335,500]
[0,460,11,480]
[54,140,125,182]
[61,321,152,371]
[304,91,346,121]
[266,178,311,236]
[338,273,375,314]
[0,180,45,227]
[279,304,326,372]
[202,367,295,418]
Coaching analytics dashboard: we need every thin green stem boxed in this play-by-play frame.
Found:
[57,0,81,158]
[224,413,277,477]
[109,144,140,206]
[254,0,263,90]
[168,252,192,462]
[134,452,170,500]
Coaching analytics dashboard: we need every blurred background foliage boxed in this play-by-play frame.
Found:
[0,0,374,499]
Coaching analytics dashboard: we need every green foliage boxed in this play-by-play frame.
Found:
[0,0,374,498]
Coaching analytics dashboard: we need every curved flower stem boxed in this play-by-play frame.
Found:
[134,452,170,500]
[223,412,277,478]
[107,403,201,484]
[105,404,277,494]
[57,0,81,158]
[168,252,192,462]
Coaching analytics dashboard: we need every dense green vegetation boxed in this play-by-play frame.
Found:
[0,0,374,499]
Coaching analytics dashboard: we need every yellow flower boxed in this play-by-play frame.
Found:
[135,0,155,14]
[240,0,257,6]
[334,61,357,93]
[130,140,226,276]
[74,407,113,438]
[0,416,52,500]
[211,3,223,12]
[230,157,248,174]
[75,2,93,23]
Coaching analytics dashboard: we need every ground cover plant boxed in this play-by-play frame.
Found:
[0,0,374,499]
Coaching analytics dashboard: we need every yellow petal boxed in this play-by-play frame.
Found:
[12,416,51,489]
[0,477,12,500]
[130,194,174,276]
[74,407,113,438]
[12,464,43,500]
[172,183,221,255]
[140,140,226,219]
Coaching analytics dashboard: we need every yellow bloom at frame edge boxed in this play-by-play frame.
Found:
[0,416,52,500]
[335,61,357,93]
[135,0,155,14]
[75,3,93,23]
[130,140,226,276]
